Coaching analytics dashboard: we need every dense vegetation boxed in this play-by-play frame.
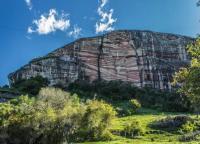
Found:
[173,38,200,113]
[68,80,190,113]
[83,111,200,144]
[11,76,49,95]
[1,87,200,144]
[1,38,200,143]
[0,88,116,144]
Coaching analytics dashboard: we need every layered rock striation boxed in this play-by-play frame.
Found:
[8,30,194,90]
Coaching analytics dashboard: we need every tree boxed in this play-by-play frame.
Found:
[173,38,200,112]
[12,76,49,95]
[130,99,141,112]
[80,100,116,141]
[2,85,9,89]
[0,88,116,143]
[0,88,84,144]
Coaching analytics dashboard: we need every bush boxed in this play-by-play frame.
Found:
[130,99,141,112]
[150,115,193,132]
[37,87,80,109]
[1,88,83,144]
[136,87,190,112]
[0,88,117,143]
[114,101,132,116]
[12,76,49,95]
[115,99,141,116]
[79,100,116,141]
[123,120,145,138]
[179,131,200,142]
[180,121,197,133]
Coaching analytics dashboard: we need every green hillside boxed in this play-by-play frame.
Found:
[83,108,198,144]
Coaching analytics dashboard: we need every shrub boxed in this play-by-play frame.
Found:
[179,131,200,142]
[0,88,117,143]
[115,100,141,116]
[0,102,15,126]
[37,87,80,109]
[99,131,114,141]
[115,99,141,116]
[79,100,116,141]
[114,101,133,116]
[0,88,84,144]
[180,121,197,133]
[12,76,49,95]
[136,87,190,112]
[150,115,193,132]
[123,120,145,138]
[130,99,141,112]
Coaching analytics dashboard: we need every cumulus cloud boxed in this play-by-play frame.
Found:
[68,25,82,38]
[25,0,32,10]
[95,0,117,34]
[28,9,70,35]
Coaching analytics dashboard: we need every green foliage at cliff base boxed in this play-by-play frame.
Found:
[0,88,116,144]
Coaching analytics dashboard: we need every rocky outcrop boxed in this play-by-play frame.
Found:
[8,30,194,90]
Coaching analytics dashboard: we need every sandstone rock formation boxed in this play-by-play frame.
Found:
[8,30,194,90]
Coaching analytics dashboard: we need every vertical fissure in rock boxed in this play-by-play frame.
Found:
[77,41,87,81]
[129,32,142,87]
[97,35,104,81]
[75,42,82,80]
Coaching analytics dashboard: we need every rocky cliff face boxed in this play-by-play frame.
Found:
[8,30,194,90]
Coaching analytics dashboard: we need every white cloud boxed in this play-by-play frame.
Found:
[100,0,108,8]
[68,25,82,38]
[25,0,32,10]
[27,26,35,33]
[95,0,117,34]
[28,9,70,35]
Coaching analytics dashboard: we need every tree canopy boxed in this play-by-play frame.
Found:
[0,88,116,144]
[173,38,200,112]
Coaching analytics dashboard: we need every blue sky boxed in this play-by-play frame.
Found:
[0,0,200,86]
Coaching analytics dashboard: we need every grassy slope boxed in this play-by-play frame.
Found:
[82,108,198,144]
